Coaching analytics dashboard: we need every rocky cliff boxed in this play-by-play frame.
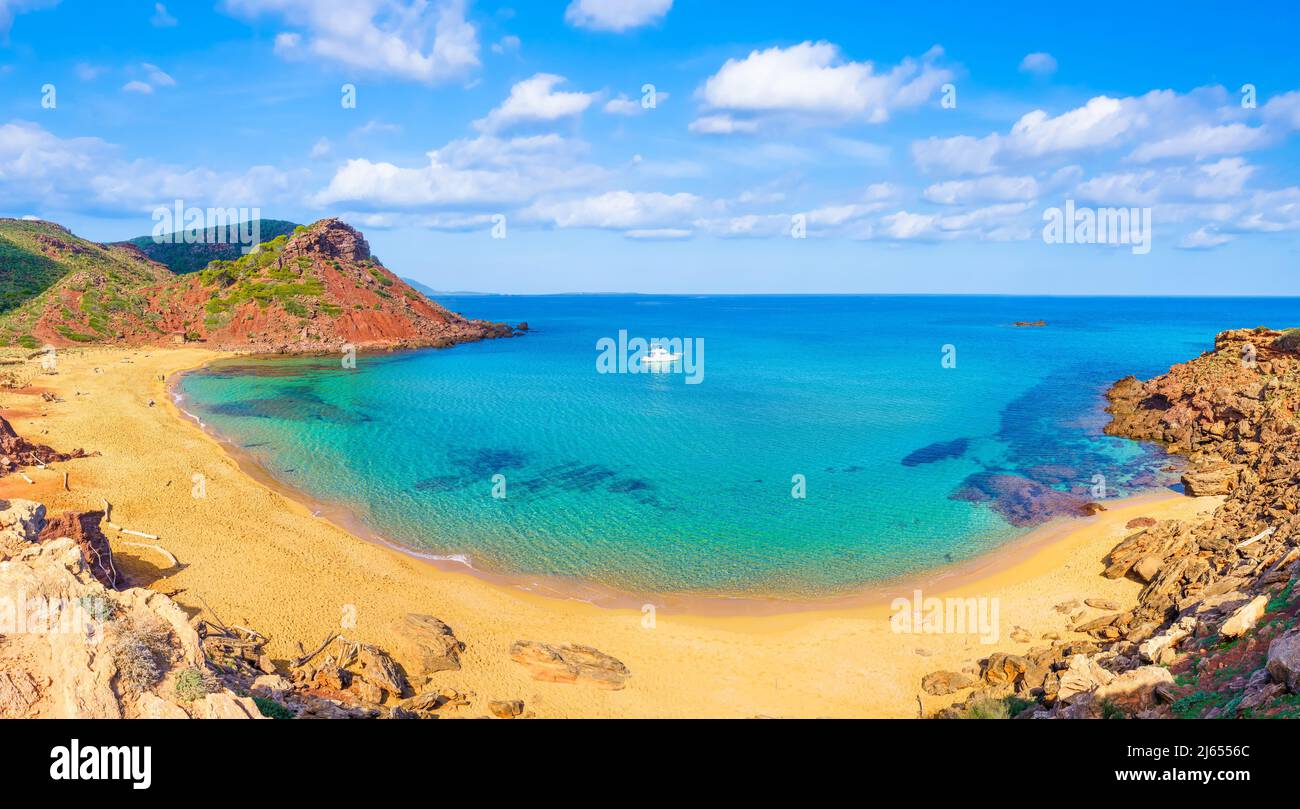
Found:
[929,327,1300,719]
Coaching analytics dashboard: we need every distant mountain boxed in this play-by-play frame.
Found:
[118,219,300,274]
[401,278,492,298]
[0,217,520,352]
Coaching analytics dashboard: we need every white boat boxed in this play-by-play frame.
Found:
[640,345,681,366]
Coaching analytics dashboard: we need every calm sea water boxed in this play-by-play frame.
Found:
[177,296,1297,598]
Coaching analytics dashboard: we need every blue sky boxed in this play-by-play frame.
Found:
[2,0,1299,294]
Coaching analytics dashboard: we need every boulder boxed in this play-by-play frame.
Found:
[1181,463,1239,496]
[135,692,190,719]
[1139,616,1196,663]
[38,510,117,588]
[389,614,463,678]
[189,692,264,719]
[921,670,974,696]
[980,653,1029,686]
[489,699,525,718]
[1092,666,1175,711]
[1267,631,1300,692]
[1219,595,1268,638]
[1133,555,1163,583]
[1057,654,1115,702]
[355,643,409,698]
[509,641,631,690]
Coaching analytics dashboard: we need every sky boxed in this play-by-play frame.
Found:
[1,0,1299,294]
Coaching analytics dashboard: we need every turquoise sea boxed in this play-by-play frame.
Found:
[177,296,1297,599]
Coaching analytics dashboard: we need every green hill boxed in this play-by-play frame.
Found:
[119,219,299,274]
[0,218,174,348]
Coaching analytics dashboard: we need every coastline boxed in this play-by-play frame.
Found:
[168,373,1192,617]
[0,346,1223,717]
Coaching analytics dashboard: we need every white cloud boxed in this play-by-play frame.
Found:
[491,34,520,55]
[221,0,480,84]
[309,137,332,159]
[604,95,640,116]
[474,73,597,132]
[688,114,758,135]
[120,63,175,95]
[1128,123,1270,162]
[141,63,175,87]
[0,120,302,214]
[924,175,1039,205]
[0,0,57,40]
[1018,52,1056,76]
[526,190,702,230]
[912,90,1223,174]
[697,41,951,127]
[1177,226,1234,249]
[625,228,691,240]
[564,0,671,32]
[314,133,604,209]
[1073,158,1256,206]
[151,2,177,27]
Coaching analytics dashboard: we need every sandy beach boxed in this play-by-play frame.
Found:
[0,346,1222,718]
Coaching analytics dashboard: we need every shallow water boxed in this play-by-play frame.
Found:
[177,295,1297,597]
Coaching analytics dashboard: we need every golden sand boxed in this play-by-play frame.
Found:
[0,347,1221,718]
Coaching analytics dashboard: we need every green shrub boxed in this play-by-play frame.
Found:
[173,667,218,702]
[253,696,295,719]
[1274,328,1300,352]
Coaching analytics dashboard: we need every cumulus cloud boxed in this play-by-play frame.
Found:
[688,113,758,135]
[0,120,303,214]
[474,73,597,132]
[1129,123,1272,162]
[221,0,479,84]
[526,190,703,230]
[1018,52,1056,76]
[924,175,1039,205]
[564,0,671,32]
[696,41,951,129]
[1073,158,1256,206]
[313,133,604,209]
[911,89,1240,175]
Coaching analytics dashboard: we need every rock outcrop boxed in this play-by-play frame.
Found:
[931,327,1300,719]
[509,641,631,690]
[0,499,257,718]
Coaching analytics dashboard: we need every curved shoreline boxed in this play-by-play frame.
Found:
[169,354,1184,618]
[2,345,1225,717]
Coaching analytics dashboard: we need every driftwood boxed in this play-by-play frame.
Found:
[292,632,339,669]
[120,541,179,569]
[101,498,160,540]
[198,620,271,673]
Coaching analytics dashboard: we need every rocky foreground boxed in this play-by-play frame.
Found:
[929,327,1300,719]
[0,489,632,719]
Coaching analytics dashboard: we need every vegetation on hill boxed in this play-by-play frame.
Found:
[0,219,173,349]
[121,219,299,274]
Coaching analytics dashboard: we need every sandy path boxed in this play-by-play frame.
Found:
[0,347,1220,718]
